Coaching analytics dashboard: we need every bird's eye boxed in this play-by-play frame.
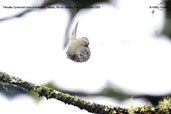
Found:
[79,53,84,57]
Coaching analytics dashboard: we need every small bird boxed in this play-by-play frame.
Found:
[66,22,91,62]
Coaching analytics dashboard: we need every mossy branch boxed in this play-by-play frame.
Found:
[0,72,171,114]
[0,72,127,114]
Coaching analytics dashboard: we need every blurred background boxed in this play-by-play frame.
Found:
[0,0,171,113]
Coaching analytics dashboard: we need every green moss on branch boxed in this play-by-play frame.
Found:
[0,72,171,114]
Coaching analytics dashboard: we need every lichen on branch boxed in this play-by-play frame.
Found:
[0,72,171,114]
[0,72,126,114]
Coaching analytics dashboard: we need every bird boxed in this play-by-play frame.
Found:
[66,22,91,62]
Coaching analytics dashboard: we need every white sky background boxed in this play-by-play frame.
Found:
[0,0,170,113]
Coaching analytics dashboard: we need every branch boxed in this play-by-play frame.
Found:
[0,81,167,106]
[0,72,170,114]
[0,0,110,23]
[45,82,170,106]
[0,9,33,22]
[0,0,111,48]
[0,72,127,114]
